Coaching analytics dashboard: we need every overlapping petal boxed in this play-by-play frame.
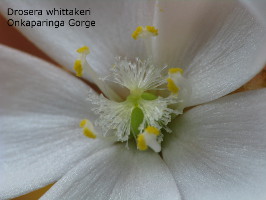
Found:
[0,45,112,199]
[153,1,266,106]
[0,0,155,80]
[41,144,181,200]
[163,89,266,200]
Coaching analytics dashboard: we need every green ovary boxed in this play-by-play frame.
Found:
[127,91,158,135]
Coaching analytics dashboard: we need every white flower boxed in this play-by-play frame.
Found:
[1,0,266,200]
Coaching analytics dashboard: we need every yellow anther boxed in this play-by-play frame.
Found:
[145,126,160,136]
[132,26,143,40]
[73,60,83,77]
[132,26,158,40]
[76,46,90,54]
[79,119,88,128]
[145,26,158,36]
[167,78,179,94]
[83,127,96,139]
[168,68,183,74]
[137,134,148,151]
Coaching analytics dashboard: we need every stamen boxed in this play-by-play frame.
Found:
[132,26,143,40]
[74,46,122,101]
[79,119,97,139]
[137,134,148,151]
[138,126,161,152]
[132,26,158,40]
[167,78,179,94]
[168,68,183,74]
[74,60,83,77]
[146,26,158,36]
[132,25,158,58]
[76,46,90,54]
[79,119,88,128]
[73,46,90,77]
[83,127,96,139]
[145,126,160,136]
[167,67,192,110]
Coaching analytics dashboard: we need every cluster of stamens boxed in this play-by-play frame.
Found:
[73,26,191,152]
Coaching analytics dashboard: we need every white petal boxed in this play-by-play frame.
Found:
[41,144,181,200]
[0,0,155,81]
[153,1,266,106]
[163,89,266,200]
[240,0,266,27]
[0,45,111,199]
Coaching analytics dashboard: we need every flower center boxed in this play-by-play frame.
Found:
[73,26,191,152]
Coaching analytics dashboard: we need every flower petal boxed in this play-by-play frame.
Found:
[0,45,111,199]
[153,1,266,106]
[0,0,155,80]
[163,89,266,200]
[41,144,181,200]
